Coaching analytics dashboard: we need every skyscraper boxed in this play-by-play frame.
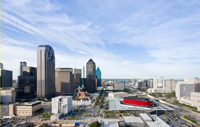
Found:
[82,66,85,78]
[0,63,12,88]
[132,78,136,86]
[86,59,96,93]
[19,62,27,76]
[74,68,81,88]
[55,68,74,96]
[17,66,37,99]
[0,63,3,69]
[96,67,101,87]
[37,45,55,101]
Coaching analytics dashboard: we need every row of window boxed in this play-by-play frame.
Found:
[18,112,31,113]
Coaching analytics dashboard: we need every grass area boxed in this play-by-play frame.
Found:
[173,100,198,112]
[40,111,53,118]
[184,115,196,123]
[67,115,81,120]
[149,92,175,99]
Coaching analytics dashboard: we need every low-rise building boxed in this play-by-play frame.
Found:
[123,116,144,127]
[9,101,41,116]
[108,92,128,98]
[115,82,125,90]
[73,99,91,106]
[147,88,173,93]
[1,87,16,104]
[52,96,72,116]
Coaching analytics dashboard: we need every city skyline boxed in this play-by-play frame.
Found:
[2,0,200,79]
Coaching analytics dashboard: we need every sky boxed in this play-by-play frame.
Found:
[1,0,200,79]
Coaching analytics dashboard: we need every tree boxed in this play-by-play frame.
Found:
[89,121,101,127]
[83,112,86,117]
[88,113,91,117]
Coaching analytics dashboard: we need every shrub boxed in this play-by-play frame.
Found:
[89,121,101,127]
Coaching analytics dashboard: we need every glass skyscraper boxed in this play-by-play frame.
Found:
[86,59,96,93]
[17,66,37,99]
[37,45,55,101]
[96,67,101,87]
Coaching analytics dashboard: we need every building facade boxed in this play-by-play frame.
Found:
[96,67,101,87]
[74,68,81,88]
[9,101,42,116]
[52,96,72,115]
[37,45,55,101]
[55,68,74,96]
[0,69,12,88]
[80,78,86,88]
[17,66,37,99]
[176,81,195,100]
[132,78,136,86]
[165,79,176,91]
[102,80,105,87]
[1,87,16,104]
[82,66,85,78]
[115,82,125,90]
[86,59,96,93]
[19,61,27,76]
[149,78,153,88]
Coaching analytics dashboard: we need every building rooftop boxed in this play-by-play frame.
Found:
[145,115,170,127]
[53,96,72,99]
[16,101,41,106]
[124,97,151,101]
[123,116,144,123]
[110,92,128,95]
[139,113,152,121]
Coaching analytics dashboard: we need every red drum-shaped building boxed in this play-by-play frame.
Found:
[123,97,153,107]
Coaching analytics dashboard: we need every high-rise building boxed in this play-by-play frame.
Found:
[176,81,195,100]
[132,78,136,86]
[74,68,81,88]
[37,45,55,101]
[102,80,105,87]
[0,63,3,69]
[82,66,85,78]
[19,62,27,76]
[0,63,12,88]
[165,79,176,91]
[55,68,74,96]
[80,78,86,88]
[96,67,101,87]
[149,78,153,88]
[86,59,96,93]
[17,66,37,99]
[195,81,200,92]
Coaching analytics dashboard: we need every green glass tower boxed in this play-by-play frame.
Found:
[96,67,101,87]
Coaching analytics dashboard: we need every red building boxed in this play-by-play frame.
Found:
[123,97,153,107]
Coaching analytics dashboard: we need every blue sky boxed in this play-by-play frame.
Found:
[1,0,200,79]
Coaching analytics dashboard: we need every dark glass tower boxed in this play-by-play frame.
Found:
[17,66,37,99]
[86,59,96,93]
[96,67,101,87]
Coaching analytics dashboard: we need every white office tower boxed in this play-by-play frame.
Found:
[132,78,136,86]
[157,76,164,88]
[153,76,164,88]
[18,61,27,76]
[52,96,72,115]
[176,81,195,100]
[153,78,158,89]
